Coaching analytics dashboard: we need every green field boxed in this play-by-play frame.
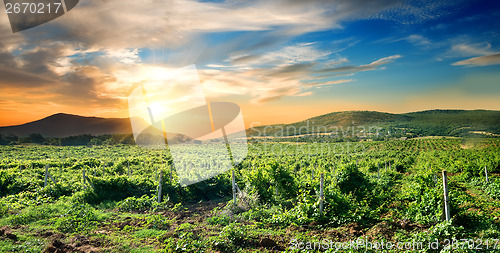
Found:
[1,138,500,252]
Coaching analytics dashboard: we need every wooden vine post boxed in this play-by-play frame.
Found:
[155,165,158,181]
[232,170,236,204]
[44,165,48,187]
[83,168,87,189]
[485,165,489,183]
[377,163,380,179]
[44,165,57,187]
[319,173,324,216]
[127,161,131,177]
[442,170,451,222]
[169,165,172,183]
[158,171,163,203]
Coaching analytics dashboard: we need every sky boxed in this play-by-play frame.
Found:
[0,0,499,128]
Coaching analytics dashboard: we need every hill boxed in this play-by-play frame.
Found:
[248,109,500,139]
[0,113,132,138]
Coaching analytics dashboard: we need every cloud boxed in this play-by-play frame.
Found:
[0,66,56,88]
[105,49,141,65]
[376,0,469,24]
[451,43,496,57]
[449,40,500,66]
[295,92,313,97]
[226,42,332,72]
[452,53,500,66]
[200,52,401,103]
[305,79,353,87]
[19,44,74,77]
[231,55,262,65]
[404,34,431,46]
[320,55,402,73]
[254,85,303,103]
[262,62,318,80]
[261,43,331,64]
[58,65,119,104]
[23,0,338,50]
[0,48,18,68]
[8,0,444,52]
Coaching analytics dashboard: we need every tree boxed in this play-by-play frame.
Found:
[28,133,45,144]
[90,138,103,146]
[3,133,18,145]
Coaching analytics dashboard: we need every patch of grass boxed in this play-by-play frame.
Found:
[134,228,166,239]
[245,225,286,238]
[105,244,158,253]
[0,236,46,253]
[95,199,120,210]
[206,213,231,226]
[54,202,99,234]
[146,214,172,230]
[8,204,54,225]
[213,222,251,252]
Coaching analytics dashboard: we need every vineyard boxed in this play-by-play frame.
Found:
[1,137,500,252]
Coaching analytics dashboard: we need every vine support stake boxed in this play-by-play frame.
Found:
[377,163,380,179]
[44,165,48,187]
[158,171,162,203]
[83,168,87,189]
[485,165,489,183]
[169,165,172,183]
[155,165,158,181]
[48,173,57,185]
[127,160,131,177]
[442,170,451,222]
[232,170,236,204]
[319,173,324,216]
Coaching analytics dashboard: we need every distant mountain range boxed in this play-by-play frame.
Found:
[1,110,499,138]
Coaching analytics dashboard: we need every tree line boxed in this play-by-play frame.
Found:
[0,133,135,146]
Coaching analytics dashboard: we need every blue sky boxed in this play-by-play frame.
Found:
[0,0,499,126]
